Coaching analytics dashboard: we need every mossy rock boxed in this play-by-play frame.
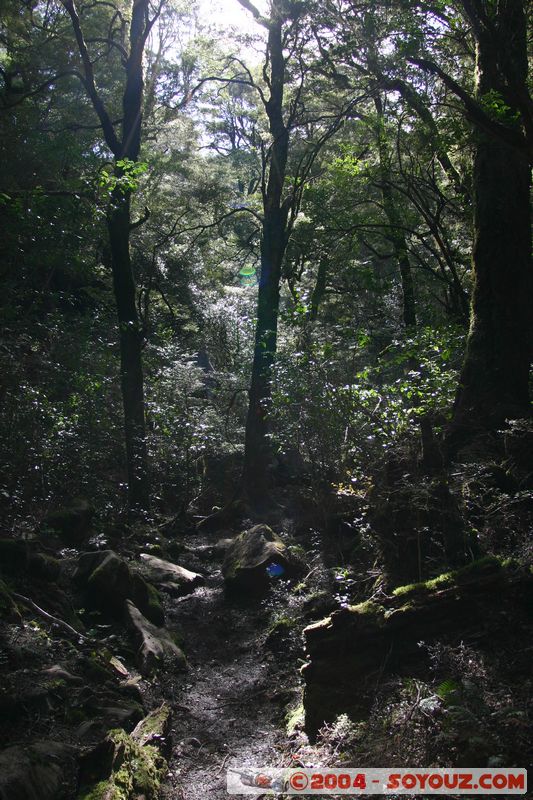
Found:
[124,601,186,676]
[0,539,28,574]
[78,705,171,800]
[0,540,60,584]
[78,730,165,800]
[74,551,164,625]
[27,552,61,581]
[222,524,307,594]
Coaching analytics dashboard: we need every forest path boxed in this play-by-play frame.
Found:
[158,530,302,799]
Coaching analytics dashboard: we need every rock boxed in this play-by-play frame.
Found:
[78,705,171,799]
[74,551,164,625]
[124,601,186,676]
[43,664,83,685]
[138,553,205,597]
[0,741,76,800]
[76,720,103,740]
[0,672,71,721]
[213,538,234,557]
[42,499,94,544]
[0,685,51,721]
[222,524,307,593]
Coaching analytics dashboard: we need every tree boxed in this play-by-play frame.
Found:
[237,0,292,504]
[308,3,472,328]
[321,0,532,430]
[61,0,164,509]
[449,0,532,430]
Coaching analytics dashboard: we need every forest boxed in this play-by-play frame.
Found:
[0,0,532,797]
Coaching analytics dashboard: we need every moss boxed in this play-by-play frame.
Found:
[268,615,295,635]
[79,729,166,800]
[500,557,520,570]
[392,556,502,598]
[349,600,386,617]
[133,703,170,739]
[78,780,126,800]
[285,702,305,735]
[145,583,164,625]
[287,544,306,560]
[384,601,416,619]
[291,581,309,594]
[131,744,165,795]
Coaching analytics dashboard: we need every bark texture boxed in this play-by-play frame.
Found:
[453,1,532,432]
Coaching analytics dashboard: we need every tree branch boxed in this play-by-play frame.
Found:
[12,593,91,643]
[0,70,84,109]
[130,206,150,230]
[61,0,121,155]
[408,56,529,157]
[236,0,269,27]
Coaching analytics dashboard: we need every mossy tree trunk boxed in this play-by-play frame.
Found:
[452,1,532,431]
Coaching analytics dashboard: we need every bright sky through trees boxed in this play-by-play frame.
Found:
[199,0,268,59]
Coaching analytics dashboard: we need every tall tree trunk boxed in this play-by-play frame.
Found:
[452,1,532,431]
[108,188,150,510]
[242,11,289,504]
[374,95,417,329]
[63,0,153,510]
[110,0,150,510]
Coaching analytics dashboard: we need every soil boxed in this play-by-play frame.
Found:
[158,526,309,799]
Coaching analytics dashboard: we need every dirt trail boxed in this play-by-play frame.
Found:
[159,535,300,799]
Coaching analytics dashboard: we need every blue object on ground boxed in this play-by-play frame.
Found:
[266,562,285,577]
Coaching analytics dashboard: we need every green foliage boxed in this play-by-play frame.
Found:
[100,159,149,195]
[479,90,520,125]
[436,679,460,703]
[270,324,464,486]
[0,313,124,526]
